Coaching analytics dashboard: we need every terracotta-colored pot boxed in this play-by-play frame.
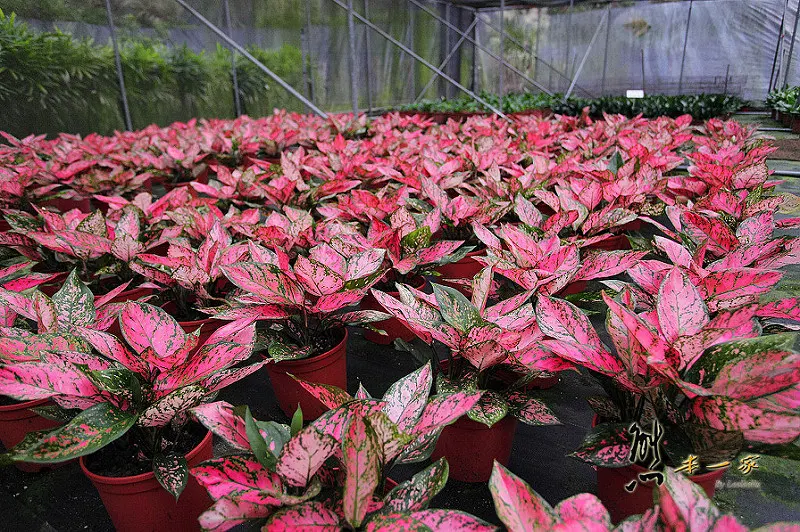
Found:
[591,416,727,523]
[430,414,519,483]
[0,398,61,472]
[265,330,348,420]
[80,430,213,532]
[360,278,426,345]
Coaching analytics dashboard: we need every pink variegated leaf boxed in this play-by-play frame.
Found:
[692,396,800,444]
[153,452,188,500]
[656,268,709,343]
[119,302,186,359]
[191,455,283,502]
[196,495,277,531]
[277,425,338,487]
[293,377,354,410]
[489,462,555,532]
[313,290,364,313]
[536,296,601,348]
[736,211,775,245]
[72,326,148,375]
[265,502,341,531]
[653,236,694,269]
[200,360,268,394]
[382,458,448,514]
[574,250,647,281]
[342,415,382,528]
[381,362,432,431]
[221,262,304,306]
[757,298,800,321]
[410,510,497,531]
[602,292,670,371]
[506,393,560,426]
[51,270,96,328]
[191,401,249,450]
[680,211,739,256]
[731,162,769,189]
[432,283,485,335]
[701,269,783,312]
[656,468,729,531]
[0,359,100,401]
[347,248,386,281]
[515,194,544,227]
[709,349,800,401]
[294,255,345,296]
[468,391,509,427]
[416,240,464,265]
[411,391,483,436]
[137,385,207,428]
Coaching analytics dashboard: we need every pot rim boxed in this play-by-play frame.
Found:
[271,328,348,368]
[0,397,50,413]
[79,430,212,485]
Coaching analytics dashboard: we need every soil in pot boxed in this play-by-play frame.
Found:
[430,414,519,483]
[0,398,61,473]
[81,425,213,532]
[265,328,348,421]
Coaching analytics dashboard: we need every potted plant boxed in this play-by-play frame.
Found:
[190,363,490,531]
[0,296,263,532]
[131,219,248,347]
[215,238,389,419]
[371,269,562,482]
[489,462,798,531]
[537,267,800,522]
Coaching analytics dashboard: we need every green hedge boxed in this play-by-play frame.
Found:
[0,11,304,137]
[400,92,743,120]
[766,86,800,114]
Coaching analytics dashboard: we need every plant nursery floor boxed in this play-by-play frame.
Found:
[2,326,800,530]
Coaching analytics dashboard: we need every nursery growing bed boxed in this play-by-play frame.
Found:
[1,327,799,531]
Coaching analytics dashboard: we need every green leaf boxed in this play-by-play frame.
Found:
[29,404,75,422]
[52,269,95,327]
[685,333,800,384]
[467,391,508,427]
[431,283,484,335]
[153,453,188,500]
[291,405,304,437]
[401,226,432,251]
[569,422,632,467]
[87,368,142,404]
[245,406,275,470]
[7,403,137,463]
[608,151,624,175]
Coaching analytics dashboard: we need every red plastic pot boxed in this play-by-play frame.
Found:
[558,280,588,296]
[430,414,519,483]
[434,249,485,290]
[0,398,61,473]
[80,430,213,532]
[265,330,348,420]
[360,278,426,345]
[591,416,727,523]
[178,317,224,351]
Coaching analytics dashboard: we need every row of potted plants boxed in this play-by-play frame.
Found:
[0,109,797,530]
[766,85,800,133]
[400,92,743,122]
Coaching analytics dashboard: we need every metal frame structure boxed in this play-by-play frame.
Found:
[92,0,797,126]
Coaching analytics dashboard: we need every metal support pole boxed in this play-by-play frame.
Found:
[565,8,608,100]
[304,0,316,103]
[784,0,800,87]
[478,14,591,97]
[327,0,511,121]
[641,49,646,93]
[347,0,359,114]
[724,64,730,94]
[499,0,505,96]
[770,0,790,91]
[105,0,132,131]
[471,11,478,91]
[533,10,541,81]
[223,0,242,117]
[409,5,416,98]
[364,0,373,112]
[601,3,611,95]
[416,17,479,102]
[677,0,693,94]
[565,0,574,82]
[174,0,327,118]
[407,0,553,95]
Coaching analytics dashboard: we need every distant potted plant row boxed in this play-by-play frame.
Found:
[0,109,798,530]
[767,85,800,133]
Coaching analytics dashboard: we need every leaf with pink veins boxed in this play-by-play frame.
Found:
[709,349,800,401]
[731,162,769,189]
[138,385,207,427]
[293,255,345,296]
[191,401,249,450]
[293,378,353,410]
[757,298,800,321]
[736,211,775,245]
[472,222,502,250]
[221,262,304,306]
[277,425,338,487]
[346,248,385,281]
[0,359,100,401]
[574,250,647,281]
[602,292,671,372]
[381,362,432,431]
[656,268,709,344]
[680,211,739,256]
[701,269,783,312]
[627,260,672,295]
[536,296,601,348]
[652,236,694,269]
[411,391,483,436]
[265,502,341,531]
[119,302,187,359]
[489,462,556,531]
[515,194,544,227]
[691,396,800,444]
[657,468,735,532]
[341,415,382,528]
